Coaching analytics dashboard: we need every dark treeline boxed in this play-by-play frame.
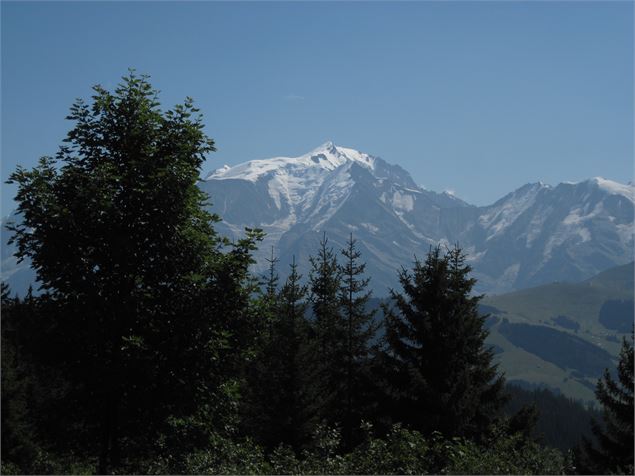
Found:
[1,73,632,475]
[503,385,602,452]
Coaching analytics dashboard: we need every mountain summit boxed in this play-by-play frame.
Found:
[206,142,378,182]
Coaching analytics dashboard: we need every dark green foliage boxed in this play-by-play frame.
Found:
[143,433,269,475]
[506,403,540,442]
[274,258,320,450]
[505,384,601,451]
[162,423,571,475]
[239,249,281,446]
[1,285,37,470]
[437,426,573,475]
[338,233,378,449]
[1,285,98,474]
[384,245,507,439]
[580,334,634,474]
[4,72,262,473]
[242,257,318,451]
[263,246,280,303]
[308,234,346,425]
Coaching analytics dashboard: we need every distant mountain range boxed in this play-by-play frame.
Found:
[200,142,633,294]
[2,142,633,296]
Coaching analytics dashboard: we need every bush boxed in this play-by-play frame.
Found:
[262,423,573,475]
[141,433,269,475]
[444,433,573,475]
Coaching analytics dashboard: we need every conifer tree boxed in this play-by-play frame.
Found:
[581,333,634,474]
[384,245,507,440]
[264,246,280,302]
[274,257,318,450]
[243,257,317,450]
[309,233,346,425]
[240,247,281,444]
[261,246,280,338]
[338,233,377,449]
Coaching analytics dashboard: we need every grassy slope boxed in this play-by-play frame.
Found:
[482,262,633,403]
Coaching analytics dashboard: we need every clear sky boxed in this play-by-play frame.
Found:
[2,1,633,216]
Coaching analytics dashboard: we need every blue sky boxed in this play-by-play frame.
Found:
[2,1,633,216]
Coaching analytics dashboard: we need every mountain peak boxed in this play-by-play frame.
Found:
[308,141,370,162]
[307,142,378,170]
[206,142,380,182]
[307,140,342,159]
[314,140,336,153]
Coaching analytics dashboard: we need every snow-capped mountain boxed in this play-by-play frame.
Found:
[197,142,471,293]
[453,178,634,292]
[198,142,634,294]
[2,142,633,296]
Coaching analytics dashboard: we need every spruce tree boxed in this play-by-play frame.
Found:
[261,246,280,339]
[264,246,280,303]
[243,257,317,450]
[240,247,281,446]
[384,245,507,440]
[581,333,634,474]
[274,257,318,450]
[309,233,346,425]
[338,233,377,449]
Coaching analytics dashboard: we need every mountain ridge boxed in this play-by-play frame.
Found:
[198,142,633,294]
[2,142,633,296]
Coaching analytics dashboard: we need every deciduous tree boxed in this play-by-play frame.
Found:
[6,71,261,472]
